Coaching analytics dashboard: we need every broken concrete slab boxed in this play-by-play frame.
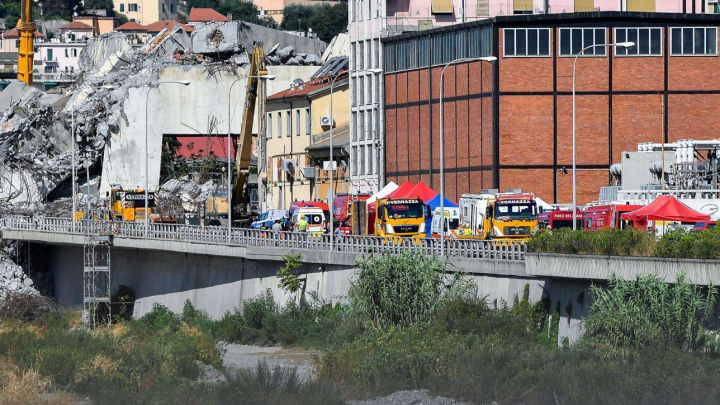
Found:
[79,32,132,72]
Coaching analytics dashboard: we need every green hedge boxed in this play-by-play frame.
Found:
[529,227,720,259]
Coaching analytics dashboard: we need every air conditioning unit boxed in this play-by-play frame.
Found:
[281,159,295,178]
[301,167,316,179]
[320,116,333,128]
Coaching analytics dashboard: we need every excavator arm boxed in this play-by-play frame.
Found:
[17,0,35,85]
[232,43,268,213]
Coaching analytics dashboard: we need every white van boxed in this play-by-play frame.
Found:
[292,207,326,233]
[431,207,460,237]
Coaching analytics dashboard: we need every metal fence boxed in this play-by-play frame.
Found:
[0,216,526,261]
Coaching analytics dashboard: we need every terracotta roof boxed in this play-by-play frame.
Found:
[59,21,94,30]
[143,20,193,33]
[115,22,147,31]
[188,8,229,22]
[267,78,348,101]
[1,28,45,38]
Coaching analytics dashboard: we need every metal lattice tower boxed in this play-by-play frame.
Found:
[83,230,111,329]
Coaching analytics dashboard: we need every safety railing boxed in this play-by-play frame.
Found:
[0,216,526,261]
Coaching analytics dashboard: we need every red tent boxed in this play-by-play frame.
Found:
[386,181,416,199]
[621,195,711,227]
[407,181,438,202]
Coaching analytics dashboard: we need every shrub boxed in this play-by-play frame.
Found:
[655,227,720,260]
[348,252,473,329]
[584,274,718,358]
[529,228,655,256]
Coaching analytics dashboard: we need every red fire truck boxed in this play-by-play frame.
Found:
[333,194,370,235]
[538,209,582,230]
[582,203,643,231]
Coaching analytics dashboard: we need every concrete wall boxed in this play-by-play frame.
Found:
[100,64,317,194]
[526,252,720,285]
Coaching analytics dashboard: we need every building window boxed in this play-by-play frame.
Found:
[171,4,174,12]
[65,48,68,57]
[709,0,720,13]
[615,28,662,56]
[671,27,717,56]
[305,108,311,135]
[129,3,138,11]
[120,3,125,11]
[286,112,291,137]
[162,3,165,11]
[559,28,607,56]
[268,113,272,138]
[351,43,356,70]
[295,109,301,136]
[504,28,551,57]
[72,49,77,57]
[47,49,53,61]
[358,110,365,140]
[351,112,357,141]
[277,112,282,139]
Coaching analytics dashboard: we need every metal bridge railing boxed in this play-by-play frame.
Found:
[0,216,526,261]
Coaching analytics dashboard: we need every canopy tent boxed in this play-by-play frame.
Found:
[407,181,438,202]
[621,195,711,227]
[386,180,416,199]
[365,181,399,206]
[425,194,458,237]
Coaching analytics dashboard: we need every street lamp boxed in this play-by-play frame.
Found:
[227,74,276,241]
[145,80,191,237]
[571,42,634,230]
[439,56,496,257]
[329,67,382,250]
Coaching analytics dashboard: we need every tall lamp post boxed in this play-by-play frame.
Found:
[571,42,634,230]
[440,56,496,257]
[227,74,276,240]
[145,80,191,237]
[329,67,382,250]
[71,85,113,232]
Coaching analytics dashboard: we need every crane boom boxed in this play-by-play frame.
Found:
[233,44,268,212]
[17,0,35,85]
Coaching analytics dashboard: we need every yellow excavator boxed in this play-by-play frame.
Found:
[231,43,268,219]
[17,0,35,85]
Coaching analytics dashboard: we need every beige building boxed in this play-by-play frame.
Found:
[264,57,350,210]
[72,16,118,35]
[254,0,343,24]
[112,0,178,25]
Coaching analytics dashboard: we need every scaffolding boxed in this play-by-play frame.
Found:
[83,232,111,329]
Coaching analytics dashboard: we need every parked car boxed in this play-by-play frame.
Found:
[693,221,716,232]
[251,209,288,230]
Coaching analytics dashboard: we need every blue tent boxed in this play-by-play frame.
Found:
[425,195,459,237]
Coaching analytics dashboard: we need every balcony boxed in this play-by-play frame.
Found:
[33,72,78,83]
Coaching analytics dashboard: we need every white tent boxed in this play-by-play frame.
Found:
[366,181,399,205]
[535,196,554,212]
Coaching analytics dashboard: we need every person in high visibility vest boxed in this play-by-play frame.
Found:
[462,226,472,236]
[298,216,308,232]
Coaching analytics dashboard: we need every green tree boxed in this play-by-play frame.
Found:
[281,3,347,41]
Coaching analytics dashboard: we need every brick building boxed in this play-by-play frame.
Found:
[382,12,720,204]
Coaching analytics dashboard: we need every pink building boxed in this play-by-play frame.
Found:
[386,0,714,30]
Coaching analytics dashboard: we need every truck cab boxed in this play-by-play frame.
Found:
[333,194,370,235]
[106,187,156,222]
[491,193,538,241]
[375,198,427,238]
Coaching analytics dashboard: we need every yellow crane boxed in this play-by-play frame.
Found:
[17,0,35,85]
[232,43,268,214]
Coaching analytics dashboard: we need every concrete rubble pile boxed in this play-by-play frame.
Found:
[158,176,217,216]
[0,24,325,217]
[0,242,38,299]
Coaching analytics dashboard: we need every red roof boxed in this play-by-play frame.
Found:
[621,195,711,227]
[115,22,147,31]
[2,28,45,38]
[188,8,229,22]
[144,20,193,33]
[59,21,94,30]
